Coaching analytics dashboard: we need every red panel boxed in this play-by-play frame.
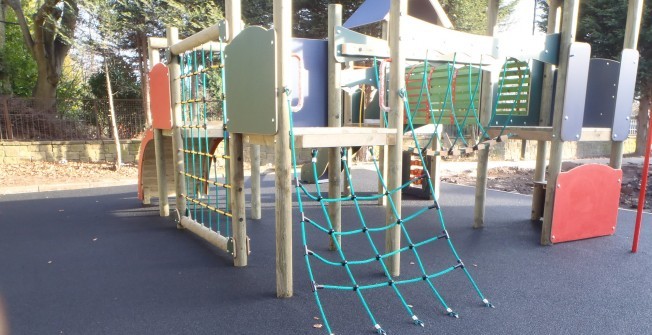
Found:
[150,63,172,130]
[551,164,622,243]
[137,129,154,201]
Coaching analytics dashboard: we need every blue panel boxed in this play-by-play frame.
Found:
[582,58,619,128]
[290,38,328,128]
[343,0,390,28]
[561,43,590,141]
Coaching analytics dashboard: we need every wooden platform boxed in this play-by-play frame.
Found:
[245,127,398,148]
[487,126,613,141]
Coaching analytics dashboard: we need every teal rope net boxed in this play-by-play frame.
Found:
[178,44,232,235]
[399,57,529,157]
[287,81,493,334]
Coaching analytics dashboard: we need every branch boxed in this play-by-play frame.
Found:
[5,0,35,55]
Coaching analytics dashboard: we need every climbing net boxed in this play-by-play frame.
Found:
[386,57,529,157]
[178,45,232,236]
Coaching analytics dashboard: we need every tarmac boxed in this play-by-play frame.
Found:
[1,167,651,334]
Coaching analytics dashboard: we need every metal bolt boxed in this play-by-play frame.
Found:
[564,116,569,120]
[557,184,561,188]
[551,235,556,240]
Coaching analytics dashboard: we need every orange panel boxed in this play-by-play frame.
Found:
[551,164,622,243]
[150,63,172,130]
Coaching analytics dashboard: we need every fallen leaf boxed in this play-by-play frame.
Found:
[313,317,320,320]
[313,324,323,329]
[48,261,53,264]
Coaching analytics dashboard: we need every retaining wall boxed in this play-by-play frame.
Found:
[0,140,141,164]
[0,137,637,166]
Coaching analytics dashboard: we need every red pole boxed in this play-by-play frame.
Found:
[632,110,652,252]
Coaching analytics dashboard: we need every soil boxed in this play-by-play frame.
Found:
[0,161,138,188]
[1,159,650,210]
[441,160,651,210]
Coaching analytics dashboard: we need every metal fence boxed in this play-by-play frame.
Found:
[0,97,146,141]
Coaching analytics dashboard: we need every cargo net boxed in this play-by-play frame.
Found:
[179,44,232,236]
[388,57,529,157]
[286,64,502,333]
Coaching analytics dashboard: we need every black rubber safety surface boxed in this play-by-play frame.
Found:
[1,169,651,335]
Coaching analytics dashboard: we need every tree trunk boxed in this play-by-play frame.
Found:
[33,68,58,110]
[635,88,651,155]
[0,1,11,95]
[106,62,122,170]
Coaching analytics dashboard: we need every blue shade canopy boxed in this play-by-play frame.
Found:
[343,0,390,29]
[344,0,448,29]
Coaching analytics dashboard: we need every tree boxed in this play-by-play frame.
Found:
[5,0,79,107]
[439,0,516,34]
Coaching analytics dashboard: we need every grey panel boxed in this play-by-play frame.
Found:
[561,42,590,141]
[224,27,277,135]
[290,39,328,128]
[582,59,620,128]
[342,67,377,87]
[612,49,639,141]
[343,0,390,29]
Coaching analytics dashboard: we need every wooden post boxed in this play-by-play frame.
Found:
[609,0,645,169]
[473,0,499,229]
[2,97,12,140]
[226,0,248,267]
[378,20,389,207]
[250,145,261,219]
[147,37,170,217]
[430,126,441,200]
[154,128,169,216]
[541,0,581,245]
[274,0,293,298]
[167,26,187,223]
[531,0,561,221]
[385,0,407,277]
[328,5,343,251]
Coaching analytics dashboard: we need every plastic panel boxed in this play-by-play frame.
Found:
[150,63,172,130]
[612,49,639,141]
[290,39,328,128]
[582,58,620,128]
[551,164,622,243]
[224,27,277,135]
[560,42,591,141]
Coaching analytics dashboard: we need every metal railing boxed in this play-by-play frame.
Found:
[0,97,146,141]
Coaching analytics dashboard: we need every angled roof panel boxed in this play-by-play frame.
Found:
[343,0,452,29]
[343,0,390,29]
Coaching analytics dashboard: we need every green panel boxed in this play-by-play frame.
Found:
[224,27,277,135]
[404,63,483,127]
[493,59,539,126]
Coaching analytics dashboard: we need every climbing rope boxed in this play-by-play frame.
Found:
[288,84,493,334]
[179,45,232,236]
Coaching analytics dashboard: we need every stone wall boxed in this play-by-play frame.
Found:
[0,137,637,166]
[0,140,141,164]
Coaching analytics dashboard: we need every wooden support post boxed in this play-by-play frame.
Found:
[378,21,389,207]
[609,0,645,169]
[226,0,247,267]
[473,0,499,229]
[154,128,169,216]
[274,0,293,298]
[430,126,441,200]
[385,0,406,277]
[148,38,169,217]
[542,0,581,245]
[328,5,343,251]
[250,144,261,219]
[167,27,187,223]
[531,0,560,221]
